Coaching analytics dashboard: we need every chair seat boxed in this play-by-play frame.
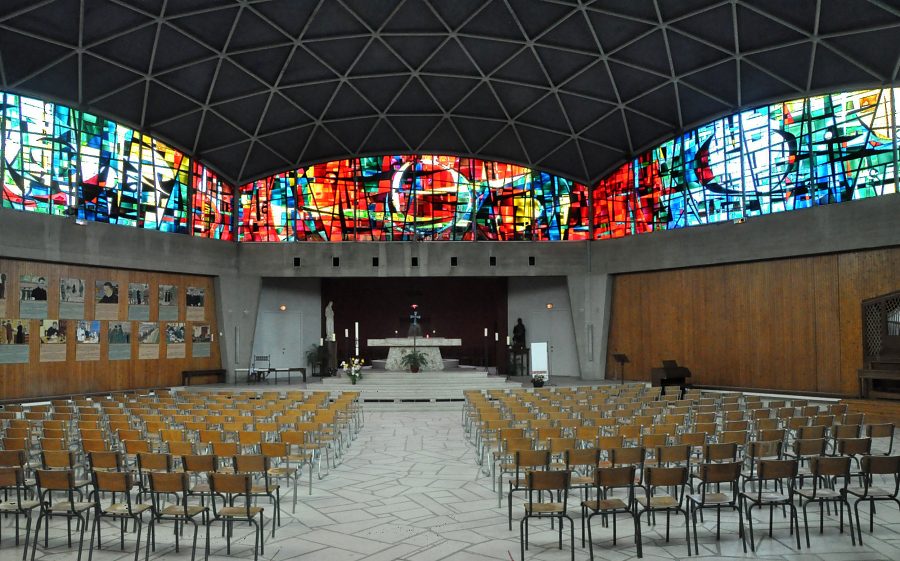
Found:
[190,484,211,493]
[570,475,593,486]
[219,505,263,517]
[583,498,628,511]
[524,502,565,514]
[0,500,40,511]
[688,492,733,505]
[636,495,679,509]
[160,504,206,517]
[250,484,279,494]
[268,467,296,476]
[742,492,791,504]
[286,454,312,463]
[796,488,842,500]
[846,486,896,498]
[104,503,151,515]
[49,501,93,513]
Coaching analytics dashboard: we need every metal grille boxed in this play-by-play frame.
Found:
[863,301,884,358]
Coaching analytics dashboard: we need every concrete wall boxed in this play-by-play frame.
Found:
[508,277,580,377]
[3,192,898,386]
[251,278,322,370]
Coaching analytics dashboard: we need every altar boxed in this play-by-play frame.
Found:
[367,337,462,371]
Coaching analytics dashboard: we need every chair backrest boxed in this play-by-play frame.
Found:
[810,455,851,478]
[0,465,23,487]
[138,452,172,473]
[93,470,133,493]
[526,469,570,492]
[515,449,550,471]
[89,450,123,471]
[147,465,185,488]
[565,448,599,469]
[698,461,741,485]
[234,454,268,473]
[35,468,75,491]
[212,442,239,457]
[596,465,636,489]
[645,466,689,488]
[703,442,738,462]
[838,437,872,457]
[42,449,75,469]
[866,423,895,438]
[0,449,26,467]
[209,472,255,516]
[834,424,861,439]
[260,441,289,458]
[610,446,645,467]
[656,444,691,465]
[792,438,827,457]
[757,458,798,482]
[748,440,782,460]
[862,455,900,477]
[182,454,217,473]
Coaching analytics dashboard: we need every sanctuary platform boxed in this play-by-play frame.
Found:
[319,366,515,404]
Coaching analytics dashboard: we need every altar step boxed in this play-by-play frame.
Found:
[319,369,518,403]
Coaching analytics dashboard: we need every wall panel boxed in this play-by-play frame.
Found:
[0,257,220,400]
[607,246,900,396]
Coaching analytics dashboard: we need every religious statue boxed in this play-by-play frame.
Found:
[408,304,423,337]
[512,318,526,350]
[325,301,335,340]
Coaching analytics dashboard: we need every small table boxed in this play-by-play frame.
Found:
[181,369,226,386]
[235,367,306,384]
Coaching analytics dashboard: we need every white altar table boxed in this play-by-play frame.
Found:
[367,337,461,371]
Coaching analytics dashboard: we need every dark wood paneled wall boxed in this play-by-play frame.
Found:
[607,246,900,396]
[0,258,220,400]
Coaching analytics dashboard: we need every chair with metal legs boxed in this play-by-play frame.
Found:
[207,472,265,561]
[0,463,40,560]
[687,461,743,555]
[87,471,149,561]
[845,455,900,545]
[30,469,93,561]
[635,466,692,557]
[795,455,855,547]
[581,465,641,560]
[519,470,574,561]
[145,471,208,561]
[739,458,801,552]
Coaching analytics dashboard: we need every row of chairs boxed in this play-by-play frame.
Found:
[463,386,900,559]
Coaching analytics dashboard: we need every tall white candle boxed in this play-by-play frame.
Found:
[319,337,324,346]
[484,328,488,337]
[354,322,359,338]
[494,332,498,341]
[506,336,511,345]
[344,328,349,337]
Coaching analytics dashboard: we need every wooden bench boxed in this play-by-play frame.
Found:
[181,368,226,386]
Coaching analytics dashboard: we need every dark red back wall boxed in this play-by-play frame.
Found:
[322,277,508,369]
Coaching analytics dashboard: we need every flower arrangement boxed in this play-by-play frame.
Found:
[531,373,547,387]
[341,357,364,384]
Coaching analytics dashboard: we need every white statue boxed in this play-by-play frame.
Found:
[325,301,335,340]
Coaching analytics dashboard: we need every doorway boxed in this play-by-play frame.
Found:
[253,311,303,368]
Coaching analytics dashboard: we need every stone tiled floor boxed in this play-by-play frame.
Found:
[4,409,900,561]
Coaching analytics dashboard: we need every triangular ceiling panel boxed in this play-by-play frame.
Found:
[3,0,895,185]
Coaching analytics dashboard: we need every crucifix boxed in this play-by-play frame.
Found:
[409,309,421,324]
[408,304,423,338]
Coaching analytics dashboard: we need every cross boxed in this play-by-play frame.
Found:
[409,310,421,324]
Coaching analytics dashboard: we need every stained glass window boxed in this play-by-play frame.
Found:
[191,163,233,240]
[594,87,898,238]
[238,155,592,242]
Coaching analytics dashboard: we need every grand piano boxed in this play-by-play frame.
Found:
[650,359,692,397]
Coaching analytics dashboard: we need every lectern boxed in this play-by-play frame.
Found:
[612,353,629,384]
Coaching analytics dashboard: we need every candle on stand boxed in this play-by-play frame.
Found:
[506,336,511,346]
[483,328,488,337]
[354,322,359,338]
[494,332,498,342]
[319,337,324,346]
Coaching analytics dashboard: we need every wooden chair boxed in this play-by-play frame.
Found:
[581,465,641,560]
[795,456,855,547]
[739,459,801,552]
[866,423,895,455]
[845,455,900,545]
[233,454,280,531]
[87,471,149,561]
[519,470,573,561]
[208,473,266,561]
[0,464,40,559]
[146,472,207,561]
[31,469,93,561]
[260,442,300,512]
[636,466,692,557]
[507,450,550,530]
[687,461,743,554]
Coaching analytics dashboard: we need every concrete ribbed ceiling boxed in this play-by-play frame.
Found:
[1,0,898,185]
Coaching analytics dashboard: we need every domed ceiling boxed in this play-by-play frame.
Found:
[1,0,897,185]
